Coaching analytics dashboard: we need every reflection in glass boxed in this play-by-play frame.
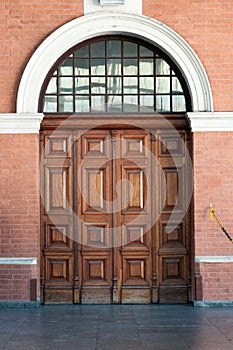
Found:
[123,95,138,112]
[91,41,105,57]
[75,46,89,57]
[91,96,106,111]
[46,77,57,94]
[107,95,122,112]
[75,96,90,112]
[91,59,105,75]
[172,77,183,94]
[172,95,186,112]
[75,77,89,94]
[91,77,106,94]
[139,46,153,57]
[74,59,89,75]
[107,41,121,57]
[156,95,170,112]
[58,77,73,94]
[156,77,170,93]
[123,59,138,75]
[140,77,154,94]
[107,77,122,94]
[58,59,73,76]
[139,58,154,75]
[123,77,138,94]
[107,59,121,75]
[58,96,73,112]
[140,95,154,111]
[44,96,57,112]
[156,59,170,75]
[124,41,137,57]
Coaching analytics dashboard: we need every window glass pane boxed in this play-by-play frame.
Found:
[140,95,154,111]
[123,95,138,112]
[91,96,106,111]
[172,95,186,112]
[139,58,154,75]
[74,59,89,75]
[107,41,121,57]
[140,77,154,94]
[44,96,57,112]
[46,77,57,94]
[107,59,121,75]
[58,96,73,112]
[75,96,90,112]
[107,95,122,112]
[156,59,170,75]
[91,77,106,94]
[58,77,73,94]
[123,59,138,75]
[156,77,170,93]
[172,77,183,94]
[124,41,137,57]
[123,77,138,94]
[91,59,105,75]
[139,46,153,57]
[75,77,89,94]
[58,59,73,76]
[107,77,122,94]
[91,42,105,57]
[156,95,170,112]
[75,46,89,57]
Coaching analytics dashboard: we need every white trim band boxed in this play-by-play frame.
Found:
[0,258,37,265]
[195,256,233,263]
[187,112,233,132]
[17,12,213,114]
[0,114,43,134]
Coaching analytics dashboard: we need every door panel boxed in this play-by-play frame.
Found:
[41,127,191,304]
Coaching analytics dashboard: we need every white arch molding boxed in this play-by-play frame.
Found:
[17,12,213,114]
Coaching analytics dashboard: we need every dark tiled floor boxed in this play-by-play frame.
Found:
[0,304,233,349]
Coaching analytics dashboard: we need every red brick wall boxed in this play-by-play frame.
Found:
[193,132,233,256]
[200,263,233,301]
[0,265,37,301]
[193,132,233,301]
[0,1,233,112]
[0,134,40,301]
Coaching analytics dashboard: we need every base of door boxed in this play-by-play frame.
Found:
[81,286,111,304]
[121,286,151,304]
[159,286,188,304]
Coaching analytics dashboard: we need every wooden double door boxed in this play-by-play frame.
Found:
[41,124,192,304]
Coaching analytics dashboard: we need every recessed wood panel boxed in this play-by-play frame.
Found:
[82,223,109,247]
[123,136,146,156]
[45,166,70,213]
[82,167,106,212]
[124,225,144,245]
[84,258,107,282]
[123,167,145,212]
[82,135,109,157]
[161,256,186,284]
[46,257,71,282]
[128,260,145,279]
[160,222,184,247]
[45,224,70,248]
[159,133,184,157]
[45,135,71,158]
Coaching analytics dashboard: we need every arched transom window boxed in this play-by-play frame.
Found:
[40,36,191,113]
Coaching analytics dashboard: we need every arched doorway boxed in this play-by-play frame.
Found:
[39,35,193,304]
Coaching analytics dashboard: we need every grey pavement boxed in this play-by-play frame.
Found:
[0,304,233,349]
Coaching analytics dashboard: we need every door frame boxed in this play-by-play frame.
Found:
[40,113,194,304]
